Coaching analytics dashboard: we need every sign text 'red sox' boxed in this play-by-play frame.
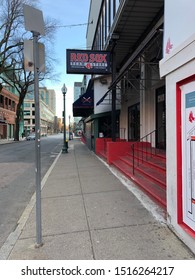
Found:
[66,49,111,74]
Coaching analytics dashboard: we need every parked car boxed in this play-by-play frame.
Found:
[26,134,35,140]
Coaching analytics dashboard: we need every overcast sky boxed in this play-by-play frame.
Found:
[38,0,91,118]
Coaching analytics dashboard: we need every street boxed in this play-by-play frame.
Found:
[0,134,63,248]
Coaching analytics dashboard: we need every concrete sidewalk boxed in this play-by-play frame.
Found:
[0,137,26,144]
[1,139,194,260]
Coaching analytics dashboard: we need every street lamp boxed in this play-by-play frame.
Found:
[62,83,68,153]
[69,115,71,140]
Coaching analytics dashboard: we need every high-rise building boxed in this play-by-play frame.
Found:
[74,82,82,101]
[73,77,87,135]
[39,87,56,115]
[23,86,56,136]
[73,82,82,126]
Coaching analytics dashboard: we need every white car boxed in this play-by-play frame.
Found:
[26,134,35,140]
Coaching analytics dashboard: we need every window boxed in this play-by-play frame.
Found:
[0,94,4,105]
[97,26,102,50]
[102,1,106,45]
[93,0,121,50]
[110,0,114,25]
[116,0,120,12]
[46,92,49,105]
[101,14,103,49]
[106,0,110,35]
[24,110,30,116]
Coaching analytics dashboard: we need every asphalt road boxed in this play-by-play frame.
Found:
[0,134,63,248]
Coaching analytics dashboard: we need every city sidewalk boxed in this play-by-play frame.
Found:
[0,138,15,144]
[0,137,26,144]
[0,139,194,260]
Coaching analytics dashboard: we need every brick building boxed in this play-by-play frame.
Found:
[0,87,18,139]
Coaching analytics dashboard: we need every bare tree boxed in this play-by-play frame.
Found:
[0,0,36,74]
[0,0,59,140]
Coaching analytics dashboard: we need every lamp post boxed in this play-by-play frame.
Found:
[69,115,71,140]
[62,83,68,153]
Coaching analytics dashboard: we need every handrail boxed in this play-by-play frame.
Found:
[131,126,165,174]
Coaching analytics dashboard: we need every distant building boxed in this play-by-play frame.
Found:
[73,82,82,125]
[74,82,82,102]
[73,77,87,135]
[23,86,56,136]
[39,87,56,115]
[0,86,19,139]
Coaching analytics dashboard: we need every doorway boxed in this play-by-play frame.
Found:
[156,86,166,149]
[128,103,140,141]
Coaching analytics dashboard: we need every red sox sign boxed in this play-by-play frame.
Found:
[66,49,111,74]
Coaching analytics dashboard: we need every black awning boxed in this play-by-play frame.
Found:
[73,89,94,117]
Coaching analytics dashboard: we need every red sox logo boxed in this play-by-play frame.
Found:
[166,37,173,54]
[189,111,195,123]
[82,97,92,104]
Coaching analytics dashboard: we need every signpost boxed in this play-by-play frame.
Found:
[23,4,45,247]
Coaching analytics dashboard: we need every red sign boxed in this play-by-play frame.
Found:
[66,49,111,74]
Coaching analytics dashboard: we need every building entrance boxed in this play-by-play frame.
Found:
[128,103,140,141]
[156,86,166,149]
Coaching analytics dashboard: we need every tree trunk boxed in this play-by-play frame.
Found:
[14,92,25,141]
[14,104,21,141]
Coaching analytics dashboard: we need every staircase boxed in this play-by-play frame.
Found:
[112,143,166,209]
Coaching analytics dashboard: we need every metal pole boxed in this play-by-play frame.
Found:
[62,91,68,153]
[33,31,42,247]
[63,93,65,145]
[69,115,71,140]
[112,47,117,142]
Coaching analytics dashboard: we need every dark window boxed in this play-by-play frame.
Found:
[24,110,30,116]
[0,94,4,104]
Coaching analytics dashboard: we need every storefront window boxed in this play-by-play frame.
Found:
[102,6,105,47]
[110,0,114,25]
[106,0,110,35]
[103,0,107,43]
[116,0,120,11]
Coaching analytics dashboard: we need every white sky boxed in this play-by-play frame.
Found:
[38,0,91,120]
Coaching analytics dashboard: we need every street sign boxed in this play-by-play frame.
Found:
[23,4,45,35]
[24,40,45,73]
